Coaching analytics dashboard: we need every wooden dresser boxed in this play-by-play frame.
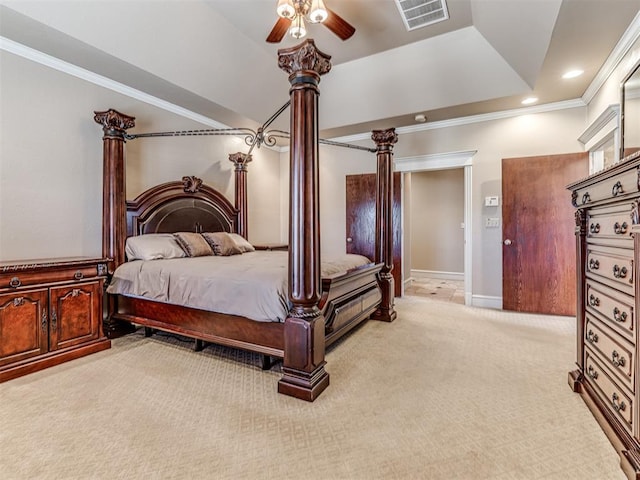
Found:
[0,257,111,382]
[568,151,640,479]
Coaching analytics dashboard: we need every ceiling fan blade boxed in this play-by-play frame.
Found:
[266,17,292,43]
[323,7,355,40]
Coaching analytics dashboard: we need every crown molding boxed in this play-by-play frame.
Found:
[582,11,640,104]
[578,104,620,144]
[328,98,586,145]
[0,36,230,130]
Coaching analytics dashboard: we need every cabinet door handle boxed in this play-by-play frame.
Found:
[588,294,600,307]
[612,392,626,412]
[614,221,628,234]
[613,307,628,323]
[613,265,628,279]
[586,330,599,344]
[590,223,601,234]
[589,258,600,270]
[42,308,48,332]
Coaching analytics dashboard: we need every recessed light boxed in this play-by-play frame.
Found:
[414,114,427,123]
[562,69,584,79]
[521,97,538,105]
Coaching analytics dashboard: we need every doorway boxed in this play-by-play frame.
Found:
[395,151,475,305]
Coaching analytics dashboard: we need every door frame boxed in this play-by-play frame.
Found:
[395,150,476,306]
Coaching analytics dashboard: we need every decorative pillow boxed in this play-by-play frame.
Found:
[125,234,186,261]
[173,232,214,257]
[229,233,255,253]
[202,232,243,256]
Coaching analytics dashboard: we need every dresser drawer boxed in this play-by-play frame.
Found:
[584,351,633,434]
[587,204,634,242]
[585,315,635,391]
[586,280,635,340]
[0,258,108,290]
[586,246,634,294]
[573,167,637,207]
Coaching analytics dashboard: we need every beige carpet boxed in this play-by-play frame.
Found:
[0,296,625,480]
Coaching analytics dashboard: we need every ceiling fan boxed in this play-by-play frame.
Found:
[266,0,356,43]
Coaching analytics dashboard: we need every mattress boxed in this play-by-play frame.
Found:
[107,251,371,322]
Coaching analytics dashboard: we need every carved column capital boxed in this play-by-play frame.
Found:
[229,152,253,171]
[278,39,332,78]
[94,109,135,138]
[372,128,398,149]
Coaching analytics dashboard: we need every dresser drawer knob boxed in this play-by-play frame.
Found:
[612,392,626,412]
[613,307,628,323]
[587,364,599,380]
[588,294,600,307]
[613,265,628,279]
[582,192,591,204]
[589,258,600,270]
[74,271,84,280]
[586,330,599,344]
[612,350,626,368]
[589,223,601,234]
[612,181,624,197]
[614,221,628,235]
[9,277,21,288]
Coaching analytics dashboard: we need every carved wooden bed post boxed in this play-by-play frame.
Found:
[277,40,332,401]
[94,109,135,338]
[94,109,135,272]
[229,152,252,239]
[371,128,398,322]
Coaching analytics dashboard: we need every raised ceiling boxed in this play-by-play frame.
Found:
[1,0,639,138]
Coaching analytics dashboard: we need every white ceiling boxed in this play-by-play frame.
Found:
[1,0,639,137]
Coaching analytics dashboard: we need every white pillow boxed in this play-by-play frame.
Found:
[125,234,186,261]
[229,233,255,252]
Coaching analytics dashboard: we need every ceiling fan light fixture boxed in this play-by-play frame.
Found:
[289,15,307,39]
[309,0,328,23]
[277,0,295,19]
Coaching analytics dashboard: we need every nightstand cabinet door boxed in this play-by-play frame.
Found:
[0,289,49,367]
[49,281,102,351]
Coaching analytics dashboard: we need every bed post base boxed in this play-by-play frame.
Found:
[278,314,330,401]
[370,272,397,322]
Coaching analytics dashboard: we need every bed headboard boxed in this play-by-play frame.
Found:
[126,176,238,237]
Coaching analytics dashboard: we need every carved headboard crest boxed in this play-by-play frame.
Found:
[182,175,203,193]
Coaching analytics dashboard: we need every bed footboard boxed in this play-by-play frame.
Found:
[321,262,383,346]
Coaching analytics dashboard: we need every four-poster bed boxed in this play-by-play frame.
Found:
[94,40,398,401]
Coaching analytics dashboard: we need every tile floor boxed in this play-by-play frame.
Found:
[404,277,465,304]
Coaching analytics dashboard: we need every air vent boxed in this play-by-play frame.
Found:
[394,0,449,31]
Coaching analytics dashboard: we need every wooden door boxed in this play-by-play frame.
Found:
[502,153,588,315]
[346,173,402,296]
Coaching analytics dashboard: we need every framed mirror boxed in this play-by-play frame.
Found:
[621,58,640,159]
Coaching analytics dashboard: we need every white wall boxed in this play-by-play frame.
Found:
[0,50,281,260]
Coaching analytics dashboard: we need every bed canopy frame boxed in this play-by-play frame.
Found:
[94,40,398,401]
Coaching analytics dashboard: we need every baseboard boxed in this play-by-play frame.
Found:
[404,278,413,288]
[411,269,464,281]
[471,295,502,309]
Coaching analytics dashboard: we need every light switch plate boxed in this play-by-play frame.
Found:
[485,196,499,207]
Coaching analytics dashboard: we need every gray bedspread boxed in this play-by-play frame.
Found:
[106,251,371,322]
